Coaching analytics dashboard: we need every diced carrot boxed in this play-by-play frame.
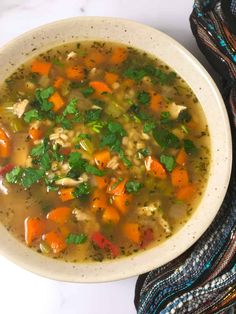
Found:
[0,127,10,158]
[31,60,52,76]
[145,156,167,179]
[95,175,109,189]
[43,231,67,254]
[110,47,127,65]
[53,76,65,88]
[47,207,71,225]
[122,223,141,244]
[171,167,189,188]
[104,72,119,85]
[176,184,196,201]
[49,92,65,112]
[84,51,105,68]
[102,206,120,224]
[66,65,84,81]
[113,193,132,214]
[24,217,46,245]
[91,189,108,212]
[150,92,163,113]
[107,178,127,195]
[89,81,112,95]
[94,150,111,169]
[123,78,134,87]
[176,148,187,166]
[29,127,43,141]
[59,188,75,202]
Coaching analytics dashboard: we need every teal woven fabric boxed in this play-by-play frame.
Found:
[135,1,236,313]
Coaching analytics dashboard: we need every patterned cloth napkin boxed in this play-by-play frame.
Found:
[134,1,236,313]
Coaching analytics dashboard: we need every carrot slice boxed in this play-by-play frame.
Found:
[66,65,84,81]
[43,231,67,254]
[113,193,132,214]
[24,217,46,245]
[94,150,111,169]
[59,188,75,202]
[107,178,127,195]
[49,92,65,112]
[31,60,52,76]
[176,148,187,166]
[84,51,105,68]
[47,207,71,225]
[102,206,120,224]
[145,156,167,179]
[104,72,119,85]
[89,81,112,95]
[176,184,196,201]
[53,76,64,88]
[95,175,109,189]
[150,92,163,113]
[122,223,141,244]
[0,128,10,158]
[29,127,43,141]
[171,167,189,188]
[110,47,127,65]
[91,189,108,212]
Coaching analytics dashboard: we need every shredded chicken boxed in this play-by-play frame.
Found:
[138,202,172,235]
[73,208,100,233]
[72,208,92,221]
[66,51,77,60]
[55,173,88,186]
[13,99,29,118]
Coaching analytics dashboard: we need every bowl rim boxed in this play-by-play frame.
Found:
[0,16,232,282]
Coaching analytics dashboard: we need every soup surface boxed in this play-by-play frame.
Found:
[0,41,210,262]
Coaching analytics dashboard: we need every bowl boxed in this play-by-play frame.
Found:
[0,17,232,282]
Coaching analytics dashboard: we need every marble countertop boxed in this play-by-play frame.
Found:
[0,1,213,314]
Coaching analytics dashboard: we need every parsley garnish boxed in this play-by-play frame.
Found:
[23,109,41,123]
[160,154,176,172]
[84,109,102,123]
[35,87,54,112]
[137,91,150,105]
[160,112,171,125]
[136,148,151,158]
[85,164,105,177]
[183,139,197,155]
[153,128,180,149]
[178,109,192,123]
[73,183,91,198]
[81,87,95,98]
[6,167,44,188]
[63,98,78,116]
[125,180,144,193]
[66,233,87,245]
[143,121,156,133]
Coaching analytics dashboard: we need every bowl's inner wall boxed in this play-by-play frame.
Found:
[0,17,232,282]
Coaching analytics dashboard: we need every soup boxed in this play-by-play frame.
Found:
[0,41,210,262]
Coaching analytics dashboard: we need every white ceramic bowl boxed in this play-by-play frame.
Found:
[0,17,232,282]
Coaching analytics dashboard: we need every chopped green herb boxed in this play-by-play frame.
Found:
[153,128,180,149]
[137,91,150,105]
[63,98,78,116]
[160,111,171,125]
[183,139,197,155]
[5,167,22,184]
[23,109,41,123]
[35,87,54,112]
[51,58,64,67]
[107,121,126,136]
[143,121,156,133]
[87,121,106,133]
[123,68,147,82]
[178,109,192,123]
[110,177,123,190]
[73,183,91,198]
[125,180,144,193]
[66,233,87,245]
[84,109,102,123]
[160,154,176,172]
[85,164,105,177]
[40,152,51,171]
[30,139,49,158]
[81,86,95,98]
[181,124,189,134]
[136,148,151,158]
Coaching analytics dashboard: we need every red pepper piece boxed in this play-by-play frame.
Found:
[0,163,14,176]
[91,231,120,257]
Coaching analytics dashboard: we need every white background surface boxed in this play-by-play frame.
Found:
[0,1,213,313]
